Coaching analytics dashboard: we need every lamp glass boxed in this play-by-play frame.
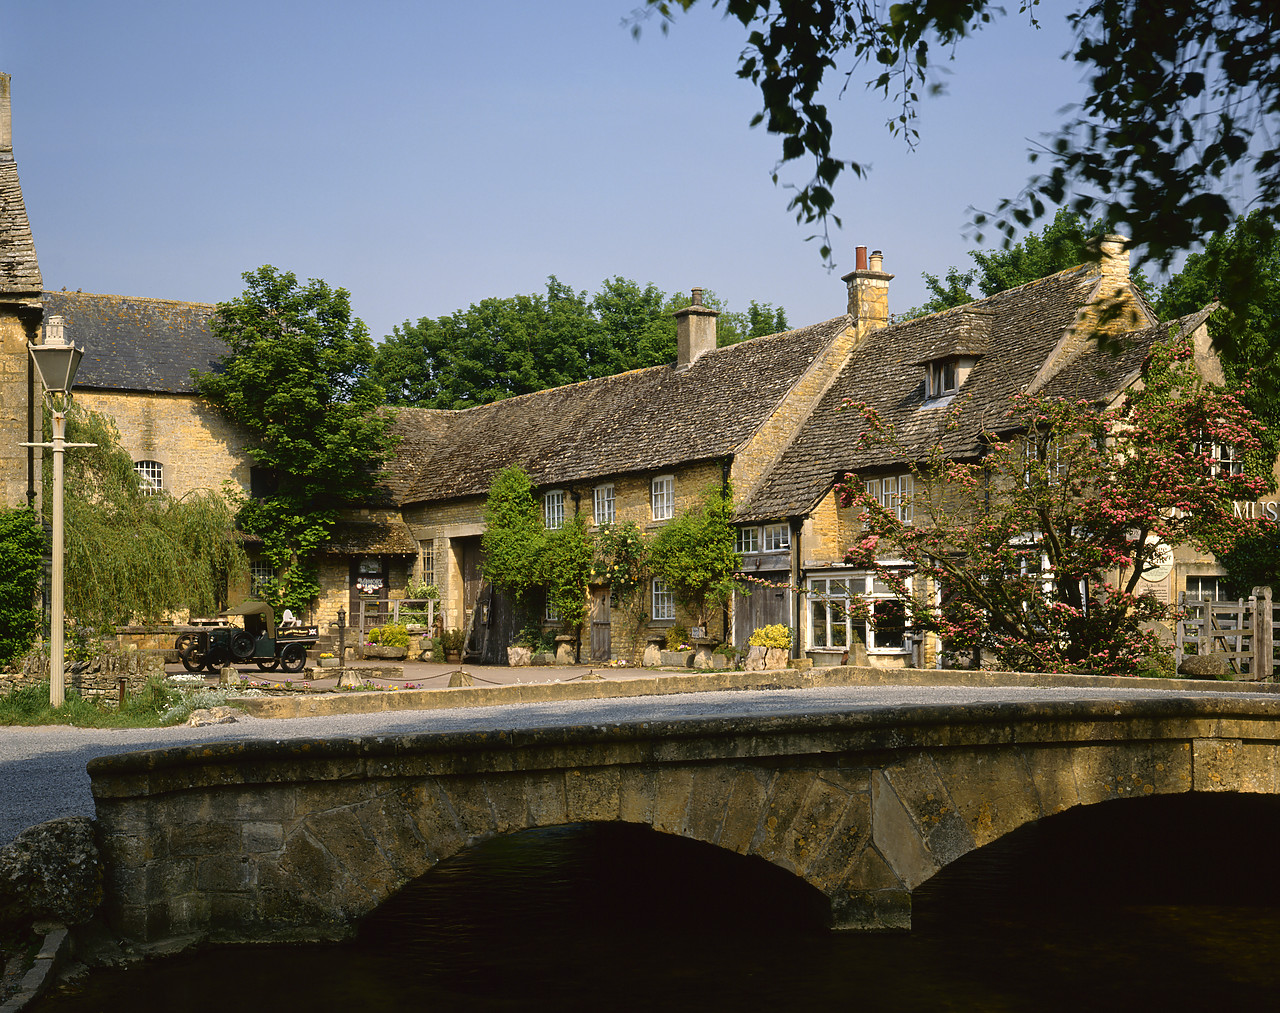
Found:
[28,342,84,393]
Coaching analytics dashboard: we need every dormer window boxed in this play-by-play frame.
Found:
[928,359,959,399]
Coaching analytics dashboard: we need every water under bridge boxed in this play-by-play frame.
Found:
[86,686,1280,948]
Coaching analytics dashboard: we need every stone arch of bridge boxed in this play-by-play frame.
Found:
[285,735,1273,934]
[90,707,1280,944]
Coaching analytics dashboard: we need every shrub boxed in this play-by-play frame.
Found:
[441,628,465,653]
[664,623,691,650]
[749,624,793,649]
[378,623,410,649]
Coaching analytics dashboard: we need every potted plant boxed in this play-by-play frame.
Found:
[317,652,339,669]
[441,628,465,663]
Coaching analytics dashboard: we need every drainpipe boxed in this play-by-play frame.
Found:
[790,516,802,660]
[722,457,732,643]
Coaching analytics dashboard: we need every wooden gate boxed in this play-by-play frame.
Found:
[1175,585,1274,680]
[590,586,611,661]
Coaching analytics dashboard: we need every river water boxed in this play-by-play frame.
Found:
[37,793,1280,1011]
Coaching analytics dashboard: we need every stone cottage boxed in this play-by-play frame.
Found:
[736,239,1246,668]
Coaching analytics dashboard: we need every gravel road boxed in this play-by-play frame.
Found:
[2,683,1274,844]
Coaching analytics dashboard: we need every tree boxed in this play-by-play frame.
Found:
[648,481,742,632]
[372,277,790,408]
[480,464,547,608]
[195,266,396,614]
[639,2,1280,271]
[0,507,43,669]
[900,210,1155,318]
[838,338,1265,674]
[52,407,246,630]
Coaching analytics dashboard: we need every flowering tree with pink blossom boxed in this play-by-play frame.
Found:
[838,338,1269,674]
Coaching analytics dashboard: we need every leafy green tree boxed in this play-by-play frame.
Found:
[50,407,245,630]
[900,211,1155,319]
[195,266,395,614]
[640,1,1279,273]
[0,507,43,669]
[648,481,741,631]
[373,277,789,408]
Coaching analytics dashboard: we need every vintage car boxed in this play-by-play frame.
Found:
[175,601,319,674]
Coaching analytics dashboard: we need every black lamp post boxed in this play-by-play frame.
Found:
[337,606,346,665]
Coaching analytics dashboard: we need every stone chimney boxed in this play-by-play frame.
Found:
[842,246,894,330]
[1,72,13,162]
[1091,234,1131,290]
[675,288,718,369]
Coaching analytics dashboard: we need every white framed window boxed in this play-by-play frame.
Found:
[419,539,435,587]
[652,577,675,620]
[808,573,910,653]
[927,359,959,399]
[864,475,913,524]
[545,597,560,622]
[134,460,163,495]
[1186,575,1224,601]
[593,484,615,525]
[543,490,565,530]
[736,526,760,554]
[651,475,674,521]
[250,560,275,597]
[1023,433,1066,486]
[763,523,791,551]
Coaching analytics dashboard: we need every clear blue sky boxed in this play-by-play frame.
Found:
[5,1,1098,344]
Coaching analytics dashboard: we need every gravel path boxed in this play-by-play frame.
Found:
[3,683,1274,844]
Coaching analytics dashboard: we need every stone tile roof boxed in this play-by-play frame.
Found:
[325,519,419,555]
[0,159,41,296]
[44,291,222,393]
[389,317,851,505]
[738,265,1176,522]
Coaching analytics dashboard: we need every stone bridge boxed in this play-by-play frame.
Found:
[87,693,1280,948]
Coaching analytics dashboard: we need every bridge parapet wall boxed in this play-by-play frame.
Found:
[87,697,1280,949]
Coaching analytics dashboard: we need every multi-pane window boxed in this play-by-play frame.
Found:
[808,573,910,653]
[543,490,565,530]
[1194,428,1242,477]
[1023,433,1066,486]
[651,475,674,521]
[763,523,791,551]
[652,577,675,620]
[594,484,615,526]
[250,560,275,597]
[864,475,913,524]
[419,539,435,587]
[735,526,760,554]
[133,460,163,495]
[545,597,561,622]
[1186,575,1224,601]
[927,359,958,399]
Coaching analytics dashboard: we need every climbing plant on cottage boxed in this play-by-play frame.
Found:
[648,482,742,634]
[839,337,1268,675]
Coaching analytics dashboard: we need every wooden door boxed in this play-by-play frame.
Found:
[734,571,790,645]
[350,556,388,635]
[590,586,611,661]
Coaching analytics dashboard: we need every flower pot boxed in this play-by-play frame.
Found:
[446,651,461,663]
[318,657,339,668]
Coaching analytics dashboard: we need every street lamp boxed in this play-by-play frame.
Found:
[22,315,94,707]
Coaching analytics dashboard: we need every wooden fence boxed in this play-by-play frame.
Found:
[1175,585,1275,681]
